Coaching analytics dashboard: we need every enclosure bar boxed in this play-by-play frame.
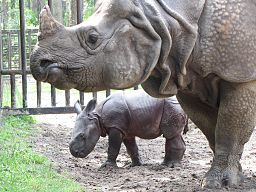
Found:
[77,0,85,105]
[0,26,3,108]
[106,89,111,97]
[10,74,16,108]
[1,29,38,34]
[0,75,2,108]
[65,90,70,106]
[46,0,56,107]
[37,81,42,107]
[18,29,21,68]
[1,70,31,75]
[19,0,28,108]
[93,92,97,100]
[1,107,77,115]
[27,30,32,55]
[79,92,84,105]
[7,32,12,70]
[51,85,56,106]
[76,0,83,24]
[48,0,52,10]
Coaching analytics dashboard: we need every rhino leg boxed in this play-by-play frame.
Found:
[162,135,185,167]
[123,138,142,167]
[100,128,123,168]
[176,92,217,152]
[201,81,256,188]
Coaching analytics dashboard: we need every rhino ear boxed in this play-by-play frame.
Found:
[74,100,82,114]
[84,99,97,114]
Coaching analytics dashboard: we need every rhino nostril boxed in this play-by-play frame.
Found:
[40,59,54,68]
[71,149,80,157]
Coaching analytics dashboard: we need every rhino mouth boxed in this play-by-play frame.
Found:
[70,149,87,158]
[38,59,62,83]
[40,59,55,69]
[30,56,77,89]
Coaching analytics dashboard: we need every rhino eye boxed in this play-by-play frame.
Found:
[87,33,98,44]
[79,29,102,50]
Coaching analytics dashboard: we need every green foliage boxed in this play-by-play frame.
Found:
[2,79,23,108]
[1,0,95,29]
[83,0,95,20]
[0,115,85,192]
[25,8,38,28]
[3,8,20,29]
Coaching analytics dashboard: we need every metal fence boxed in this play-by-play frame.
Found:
[0,0,134,115]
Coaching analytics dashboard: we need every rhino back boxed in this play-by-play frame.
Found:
[195,0,256,82]
[101,91,164,139]
[123,91,165,139]
[99,92,130,135]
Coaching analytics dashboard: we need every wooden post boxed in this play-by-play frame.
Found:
[0,24,2,108]
[10,74,16,108]
[19,0,28,108]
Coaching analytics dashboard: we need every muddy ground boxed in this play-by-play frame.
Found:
[32,114,256,192]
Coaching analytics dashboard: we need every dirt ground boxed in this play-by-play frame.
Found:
[32,114,256,192]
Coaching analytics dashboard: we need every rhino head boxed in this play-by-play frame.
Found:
[30,0,164,92]
[30,0,198,96]
[69,99,101,158]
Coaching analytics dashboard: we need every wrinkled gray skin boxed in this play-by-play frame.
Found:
[69,91,188,168]
[30,0,256,189]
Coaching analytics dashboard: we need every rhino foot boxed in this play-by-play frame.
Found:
[201,166,244,189]
[129,160,142,167]
[99,161,118,169]
[161,160,182,168]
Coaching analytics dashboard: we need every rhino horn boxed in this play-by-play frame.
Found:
[38,5,63,39]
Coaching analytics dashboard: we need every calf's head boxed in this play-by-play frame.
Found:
[69,99,101,158]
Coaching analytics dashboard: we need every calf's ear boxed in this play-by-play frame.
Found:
[74,100,82,114]
[85,99,97,114]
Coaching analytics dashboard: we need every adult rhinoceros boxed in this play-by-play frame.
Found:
[30,0,256,189]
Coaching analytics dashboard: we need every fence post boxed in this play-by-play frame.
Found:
[48,0,52,10]
[76,0,85,105]
[0,24,2,108]
[10,74,16,108]
[19,0,28,108]
[47,0,57,107]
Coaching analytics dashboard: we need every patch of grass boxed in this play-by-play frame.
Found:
[0,115,85,192]
[2,80,23,108]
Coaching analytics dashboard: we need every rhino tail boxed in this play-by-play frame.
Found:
[183,115,189,135]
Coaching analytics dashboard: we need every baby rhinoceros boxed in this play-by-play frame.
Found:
[69,91,188,168]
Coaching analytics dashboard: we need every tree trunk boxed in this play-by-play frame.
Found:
[27,0,31,9]
[1,0,8,29]
[70,0,77,25]
[52,0,63,23]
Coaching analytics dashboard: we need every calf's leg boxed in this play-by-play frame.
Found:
[123,137,142,166]
[162,135,185,167]
[101,128,123,168]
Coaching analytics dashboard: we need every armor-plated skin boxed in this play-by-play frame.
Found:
[69,91,188,168]
[30,0,256,188]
